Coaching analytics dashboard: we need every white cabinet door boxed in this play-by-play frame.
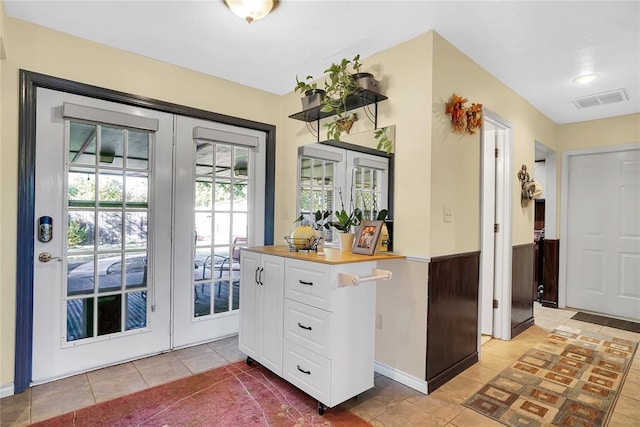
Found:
[239,250,260,360]
[239,251,284,375]
[258,254,284,374]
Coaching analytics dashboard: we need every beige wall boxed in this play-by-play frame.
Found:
[430,33,558,254]
[558,113,640,152]
[0,17,281,387]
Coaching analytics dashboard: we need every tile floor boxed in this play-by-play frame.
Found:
[1,303,639,426]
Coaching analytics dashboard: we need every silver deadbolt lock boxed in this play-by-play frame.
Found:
[38,252,61,263]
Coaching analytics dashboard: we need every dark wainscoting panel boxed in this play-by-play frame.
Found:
[541,239,560,308]
[426,251,480,391]
[512,243,535,337]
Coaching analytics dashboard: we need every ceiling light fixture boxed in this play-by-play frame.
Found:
[223,0,277,23]
[572,73,599,84]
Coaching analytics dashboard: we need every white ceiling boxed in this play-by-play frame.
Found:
[4,1,639,124]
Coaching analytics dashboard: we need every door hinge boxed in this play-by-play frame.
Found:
[493,299,499,309]
[494,223,499,233]
[495,148,499,158]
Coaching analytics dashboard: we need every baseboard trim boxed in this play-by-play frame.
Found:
[374,360,428,394]
[511,317,535,338]
[1,383,15,398]
[426,352,478,393]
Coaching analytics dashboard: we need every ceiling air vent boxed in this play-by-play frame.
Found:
[572,89,629,109]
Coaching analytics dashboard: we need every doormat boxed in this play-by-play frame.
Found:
[572,311,640,333]
[31,361,370,427]
[463,326,637,427]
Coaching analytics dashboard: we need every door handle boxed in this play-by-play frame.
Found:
[255,267,260,285]
[38,252,62,263]
[258,268,264,285]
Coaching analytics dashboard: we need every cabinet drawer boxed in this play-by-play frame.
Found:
[285,259,332,310]
[284,299,331,358]
[283,340,330,405]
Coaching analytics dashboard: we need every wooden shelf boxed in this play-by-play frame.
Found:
[288,89,388,122]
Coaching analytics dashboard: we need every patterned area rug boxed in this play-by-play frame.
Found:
[32,361,370,426]
[464,326,638,426]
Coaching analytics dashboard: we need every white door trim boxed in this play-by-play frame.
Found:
[481,109,513,341]
[558,142,640,309]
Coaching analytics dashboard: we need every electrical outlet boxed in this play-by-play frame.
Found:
[376,314,383,329]
[443,206,453,222]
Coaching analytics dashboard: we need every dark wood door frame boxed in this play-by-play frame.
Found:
[15,70,276,393]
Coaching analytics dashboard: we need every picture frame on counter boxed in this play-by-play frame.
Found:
[353,220,383,255]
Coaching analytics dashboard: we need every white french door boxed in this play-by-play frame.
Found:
[33,88,173,383]
[32,89,267,383]
[172,116,265,347]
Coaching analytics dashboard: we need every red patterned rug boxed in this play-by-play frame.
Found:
[32,361,370,426]
[464,326,638,426]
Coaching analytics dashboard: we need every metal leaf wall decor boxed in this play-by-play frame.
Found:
[445,93,483,135]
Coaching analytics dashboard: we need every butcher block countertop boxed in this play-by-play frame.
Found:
[242,245,405,265]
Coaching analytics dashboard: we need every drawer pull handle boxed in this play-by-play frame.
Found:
[299,280,313,286]
[297,322,312,331]
[297,365,311,375]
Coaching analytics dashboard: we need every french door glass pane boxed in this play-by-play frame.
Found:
[67,254,94,296]
[68,122,97,165]
[127,131,149,169]
[98,211,122,250]
[354,166,383,220]
[98,171,123,206]
[126,173,148,207]
[67,211,95,250]
[65,121,151,343]
[126,291,147,330]
[192,141,246,318]
[125,212,147,249]
[68,169,96,206]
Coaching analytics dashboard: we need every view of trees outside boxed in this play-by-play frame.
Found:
[67,172,148,251]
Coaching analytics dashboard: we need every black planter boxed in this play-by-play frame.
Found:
[301,89,326,110]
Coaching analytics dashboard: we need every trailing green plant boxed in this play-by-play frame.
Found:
[320,54,364,141]
[294,210,332,230]
[374,126,394,154]
[294,75,320,95]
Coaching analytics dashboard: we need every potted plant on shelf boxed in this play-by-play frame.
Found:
[320,54,364,142]
[294,75,326,110]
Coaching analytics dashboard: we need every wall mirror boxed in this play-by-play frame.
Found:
[296,126,395,249]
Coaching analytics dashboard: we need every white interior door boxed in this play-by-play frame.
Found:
[566,148,640,320]
[480,112,512,341]
[172,115,266,347]
[480,122,496,336]
[32,88,173,383]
